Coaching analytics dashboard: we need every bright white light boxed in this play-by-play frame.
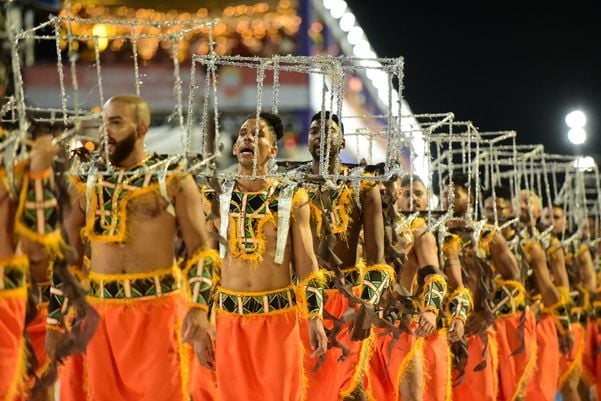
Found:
[568,127,587,145]
[323,0,336,10]
[565,110,587,128]
[339,12,356,32]
[353,39,372,58]
[347,26,364,45]
[574,156,596,171]
[330,0,347,19]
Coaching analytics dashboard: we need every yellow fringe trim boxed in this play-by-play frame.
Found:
[14,174,65,257]
[4,337,27,401]
[510,320,538,401]
[547,237,562,259]
[445,331,452,401]
[363,263,397,284]
[292,187,309,209]
[308,186,354,240]
[228,212,274,263]
[442,234,461,256]
[176,320,190,401]
[340,329,376,399]
[83,177,175,243]
[522,240,536,255]
[394,336,425,400]
[296,270,328,319]
[558,323,585,388]
[495,279,527,310]
[445,287,474,325]
[490,329,499,399]
[0,287,28,298]
[0,255,29,270]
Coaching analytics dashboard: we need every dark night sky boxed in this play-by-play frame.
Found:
[345,1,601,162]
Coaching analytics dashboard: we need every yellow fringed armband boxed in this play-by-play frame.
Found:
[360,263,395,305]
[184,248,221,311]
[492,279,526,316]
[15,169,65,257]
[446,287,473,325]
[546,292,572,334]
[419,271,447,316]
[298,270,327,320]
[442,234,461,256]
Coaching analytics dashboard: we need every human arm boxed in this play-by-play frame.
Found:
[292,189,327,358]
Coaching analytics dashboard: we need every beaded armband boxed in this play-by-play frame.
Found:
[15,169,64,256]
[361,264,395,305]
[300,270,326,320]
[492,279,527,316]
[46,268,72,331]
[446,287,473,325]
[184,248,221,311]
[419,266,447,316]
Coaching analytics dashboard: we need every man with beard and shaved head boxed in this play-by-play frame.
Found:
[47,94,215,400]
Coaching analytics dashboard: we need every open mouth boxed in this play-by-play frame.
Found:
[239,144,255,157]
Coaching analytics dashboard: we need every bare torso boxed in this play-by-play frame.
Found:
[89,191,178,274]
[221,220,293,292]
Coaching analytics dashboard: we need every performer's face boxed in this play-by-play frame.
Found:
[484,196,514,224]
[580,217,598,240]
[518,193,541,224]
[442,185,469,217]
[233,118,277,171]
[541,206,566,235]
[308,119,343,161]
[399,181,428,212]
[103,100,139,165]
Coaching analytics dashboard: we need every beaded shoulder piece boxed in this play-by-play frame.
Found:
[72,154,182,243]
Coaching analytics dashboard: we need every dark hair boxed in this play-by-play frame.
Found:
[483,185,512,201]
[445,172,476,196]
[247,112,284,142]
[550,203,564,210]
[310,111,345,136]
[399,174,424,188]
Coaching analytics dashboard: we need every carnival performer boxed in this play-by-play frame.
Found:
[483,186,538,401]
[517,190,571,401]
[193,112,327,401]
[290,111,392,401]
[0,124,59,401]
[442,174,520,401]
[394,174,467,401]
[48,94,214,401]
[365,171,448,401]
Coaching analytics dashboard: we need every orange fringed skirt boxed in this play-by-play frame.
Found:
[495,310,537,401]
[452,327,499,401]
[524,315,560,401]
[214,286,304,401]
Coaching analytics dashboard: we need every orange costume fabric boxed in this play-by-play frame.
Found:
[423,330,451,401]
[189,355,218,401]
[495,310,537,401]
[524,315,560,401]
[26,303,50,381]
[215,286,304,401]
[302,285,372,401]
[85,269,190,401]
[558,322,585,388]
[365,328,422,401]
[583,320,601,388]
[452,327,499,401]
[0,256,28,401]
[59,354,87,401]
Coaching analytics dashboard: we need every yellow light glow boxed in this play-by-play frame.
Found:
[92,24,109,52]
